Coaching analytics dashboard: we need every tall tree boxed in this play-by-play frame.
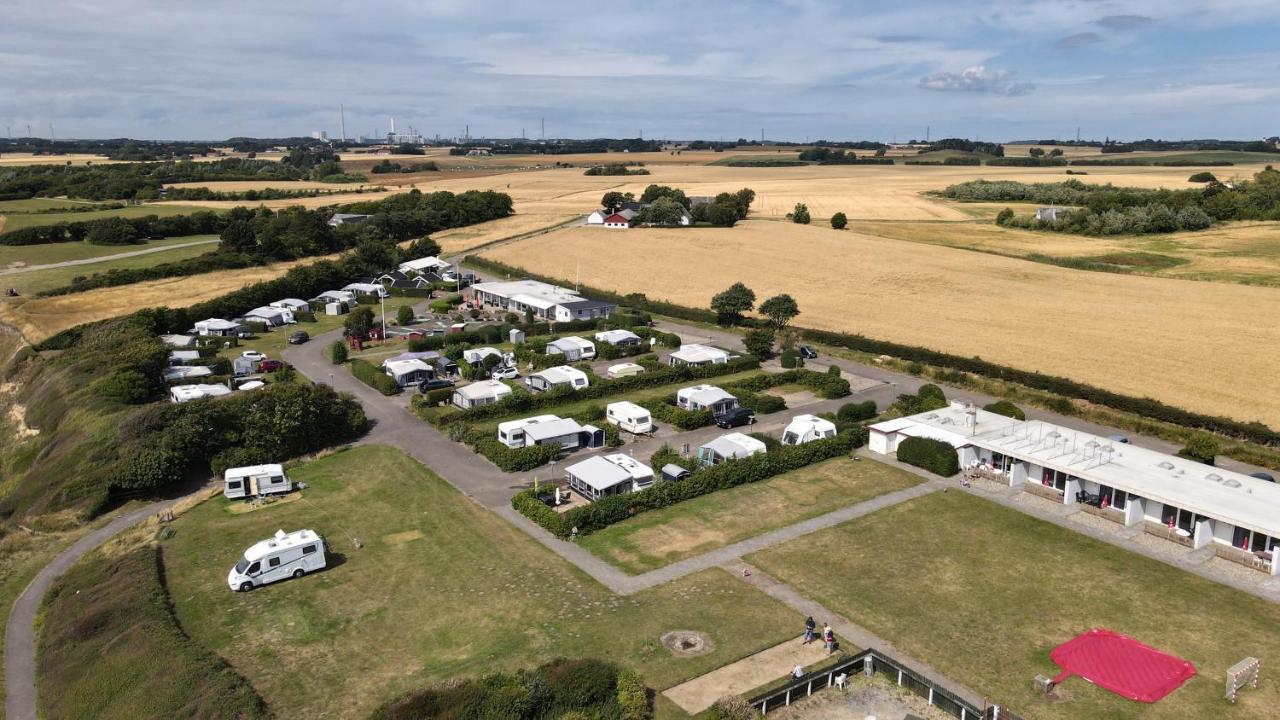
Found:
[710,282,756,326]
[600,191,634,212]
[759,293,799,329]
[790,203,811,224]
[644,196,686,226]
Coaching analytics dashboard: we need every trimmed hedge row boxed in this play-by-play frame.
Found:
[643,399,715,430]
[472,436,561,472]
[722,368,852,399]
[515,431,863,538]
[896,436,961,477]
[350,359,400,395]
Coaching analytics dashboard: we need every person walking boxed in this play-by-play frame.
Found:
[823,624,835,654]
[803,616,816,644]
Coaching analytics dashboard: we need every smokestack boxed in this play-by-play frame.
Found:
[390,117,395,135]
[340,104,346,141]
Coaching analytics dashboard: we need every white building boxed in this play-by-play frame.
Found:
[677,385,739,416]
[546,336,596,361]
[328,213,370,227]
[497,414,561,448]
[869,402,1280,574]
[169,384,233,403]
[668,344,730,367]
[606,401,653,434]
[451,380,512,409]
[527,365,590,392]
[465,279,616,322]
[399,256,451,275]
[342,282,389,298]
[193,318,248,337]
[565,454,655,501]
[697,433,767,466]
[383,359,434,387]
[781,414,838,445]
[595,329,642,346]
[224,464,291,500]
[243,306,295,327]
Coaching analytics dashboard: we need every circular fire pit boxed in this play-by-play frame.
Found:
[661,630,714,657]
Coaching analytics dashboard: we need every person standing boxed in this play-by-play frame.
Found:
[803,616,816,644]
[823,624,835,654]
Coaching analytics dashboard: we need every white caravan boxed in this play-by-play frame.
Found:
[227,529,326,592]
[223,464,292,500]
[606,401,653,434]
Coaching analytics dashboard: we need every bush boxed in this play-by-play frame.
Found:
[708,696,756,720]
[329,340,348,364]
[473,437,561,472]
[837,400,877,423]
[780,350,800,368]
[350,358,400,395]
[742,328,774,360]
[996,207,1015,225]
[424,388,452,406]
[830,211,847,229]
[97,369,154,404]
[396,304,415,325]
[790,203,811,224]
[1188,171,1217,183]
[896,436,960,477]
[983,400,1026,420]
[1179,435,1220,465]
[617,669,650,720]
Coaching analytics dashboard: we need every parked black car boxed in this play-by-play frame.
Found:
[288,331,310,344]
[798,345,818,359]
[418,378,455,393]
[715,407,757,429]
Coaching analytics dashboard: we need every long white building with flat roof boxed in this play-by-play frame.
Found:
[870,402,1280,575]
[465,279,615,322]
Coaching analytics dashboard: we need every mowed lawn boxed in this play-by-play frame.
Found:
[748,491,1280,720]
[162,446,803,720]
[0,202,210,233]
[580,457,921,574]
[2,237,219,294]
[0,235,219,269]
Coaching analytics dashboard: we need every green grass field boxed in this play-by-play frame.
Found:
[0,235,218,269]
[161,446,803,719]
[0,198,100,213]
[1,237,219,294]
[0,203,211,233]
[748,490,1280,720]
[580,457,921,574]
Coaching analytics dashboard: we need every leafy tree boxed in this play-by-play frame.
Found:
[85,217,140,245]
[830,211,847,229]
[600,191,634,212]
[329,340,348,364]
[1049,148,1064,157]
[1179,435,1220,465]
[758,293,799,329]
[743,328,775,359]
[995,207,1015,225]
[404,235,441,259]
[1029,147,1046,158]
[983,400,1026,420]
[789,203,811,224]
[705,202,740,227]
[344,306,375,339]
[218,220,258,254]
[97,369,153,404]
[644,196,686,226]
[639,184,689,208]
[396,304,415,325]
[710,282,756,325]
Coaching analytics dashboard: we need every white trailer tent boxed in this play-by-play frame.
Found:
[383,359,434,388]
[399,256,451,275]
[194,318,248,337]
[224,463,292,500]
[498,414,562,448]
[698,433,767,466]
[342,282,389,298]
[523,418,603,451]
[312,290,357,308]
[462,347,505,367]
[163,365,213,383]
[451,380,512,409]
[545,336,596,361]
[564,454,655,501]
[869,402,1280,573]
[169,384,232,403]
[606,363,646,379]
[677,385,739,416]
[527,366,590,392]
[781,414,838,445]
[594,329,642,347]
[606,401,653,434]
[668,344,731,367]
[270,298,310,313]
[168,349,201,366]
[227,529,326,591]
[243,306,294,327]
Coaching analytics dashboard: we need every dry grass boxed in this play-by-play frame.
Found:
[162,180,368,191]
[484,220,1280,426]
[432,212,580,253]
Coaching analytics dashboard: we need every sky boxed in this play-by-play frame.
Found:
[3,0,1279,142]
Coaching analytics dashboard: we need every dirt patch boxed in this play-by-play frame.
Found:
[664,636,830,714]
[661,629,715,657]
[768,672,953,719]
[383,529,425,545]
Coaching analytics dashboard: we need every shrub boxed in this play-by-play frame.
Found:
[996,207,1015,225]
[424,388,452,406]
[1179,435,1220,465]
[1188,171,1217,183]
[708,696,755,720]
[830,211,847,229]
[617,669,650,720]
[896,436,960,477]
[396,304,415,325]
[97,369,154,404]
[983,400,1026,420]
[780,350,800,368]
[329,340,348,364]
[742,328,774,360]
[350,358,400,395]
[837,400,877,423]
[473,438,561,472]
[790,203,811,224]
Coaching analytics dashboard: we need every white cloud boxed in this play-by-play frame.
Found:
[919,66,1035,96]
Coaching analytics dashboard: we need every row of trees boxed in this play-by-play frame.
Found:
[599,186,756,227]
[370,159,439,174]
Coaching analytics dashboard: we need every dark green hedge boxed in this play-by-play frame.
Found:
[896,436,960,477]
[350,359,400,395]
[983,400,1026,420]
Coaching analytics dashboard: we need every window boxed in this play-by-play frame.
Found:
[268,557,281,568]
[1252,533,1275,553]
[246,562,260,575]
[228,480,241,489]
[1234,526,1251,550]
[302,545,316,555]
[1040,468,1071,492]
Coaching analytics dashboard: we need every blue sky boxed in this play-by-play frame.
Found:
[2,0,1278,141]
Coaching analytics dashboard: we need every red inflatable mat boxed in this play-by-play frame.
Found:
[1050,629,1196,702]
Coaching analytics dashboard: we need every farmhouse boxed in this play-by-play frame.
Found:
[466,279,616,322]
[545,336,596,361]
[496,415,603,451]
[587,208,639,227]
[383,359,434,388]
[527,365,590,392]
[564,454,655,501]
[697,433,767,466]
[668,344,730,367]
[342,282,389,298]
[399,256,451,275]
[782,414,838,445]
[193,318,248,337]
[594,329,642,346]
[870,402,1280,573]
[270,298,310,314]
[451,380,512,409]
[606,362,645,379]
[162,365,213,383]
[677,384,739,416]
[242,306,294,327]
[328,213,370,227]
[169,383,232,403]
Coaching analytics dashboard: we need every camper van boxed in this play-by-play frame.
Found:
[227,529,326,591]
[223,464,292,500]
[606,401,653,434]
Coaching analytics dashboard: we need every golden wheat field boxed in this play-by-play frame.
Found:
[483,221,1280,426]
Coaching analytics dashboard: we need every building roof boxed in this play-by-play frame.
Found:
[607,362,645,376]
[565,455,633,492]
[678,384,736,407]
[876,403,1280,538]
[243,529,320,562]
[272,297,309,307]
[462,347,503,363]
[602,453,654,481]
[497,414,561,435]
[169,350,201,363]
[342,282,383,293]
[558,299,616,312]
[532,365,589,386]
[384,359,432,377]
[523,418,585,442]
[314,290,355,301]
[244,306,288,318]
[386,350,440,363]
[701,432,768,460]
[330,213,369,224]
[547,336,594,352]
[225,464,285,480]
[400,256,450,273]
[454,380,512,400]
[195,318,243,330]
[595,329,641,344]
[670,344,730,363]
[472,279,585,304]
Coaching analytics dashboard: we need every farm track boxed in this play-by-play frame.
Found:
[0,238,220,276]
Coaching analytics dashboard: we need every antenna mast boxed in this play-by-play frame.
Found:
[340,104,347,142]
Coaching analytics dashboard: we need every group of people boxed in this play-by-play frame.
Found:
[803,616,836,653]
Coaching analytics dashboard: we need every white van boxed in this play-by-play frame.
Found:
[227,529,326,592]
[606,401,653,434]
[224,464,292,500]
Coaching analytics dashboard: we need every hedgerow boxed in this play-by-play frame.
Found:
[350,359,400,395]
[896,436,961,477]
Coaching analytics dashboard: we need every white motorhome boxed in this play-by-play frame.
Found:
[606,401,653,434]
[227,528,326,591]
[224,464,292,500]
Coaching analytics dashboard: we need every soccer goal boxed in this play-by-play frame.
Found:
[1225,657,1260,703]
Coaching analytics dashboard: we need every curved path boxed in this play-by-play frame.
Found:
[0,238,219,277]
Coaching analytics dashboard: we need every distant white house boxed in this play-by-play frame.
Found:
[781,414,838,445]
[328,213,370,227]
[595,329,642,346]
[606,401,653,434]
[243,306,295,327]
[163,365,213,383]
[399,256,451,275]
[606,362,645,379]
[193,318,248,337]
[546,336,596,362]
[451,380,512,409]
[677,385,739,416]
[668,344,730,367]
[169,383,232,403]
[698,433,768,466]
[527,365,590,392]
[342,282,389,298]
[383,359,434,388]
[497,414,561,448]
[564,454,655,501]
[270,298,310,314]
[466,279,616,322]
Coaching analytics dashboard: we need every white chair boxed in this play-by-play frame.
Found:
[835,673,847,689]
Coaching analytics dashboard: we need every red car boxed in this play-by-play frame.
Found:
[258,359,286,372]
